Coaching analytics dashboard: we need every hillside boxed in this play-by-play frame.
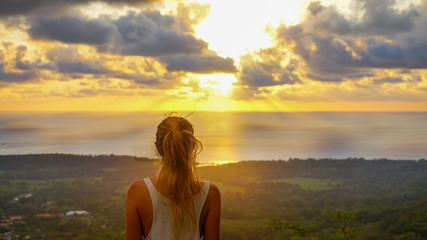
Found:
[0,154,426,239]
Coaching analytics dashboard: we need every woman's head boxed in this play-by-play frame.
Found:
[155,116,202,166]
[156,116,192,154]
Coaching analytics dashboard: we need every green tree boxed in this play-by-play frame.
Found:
[329,211,363,240]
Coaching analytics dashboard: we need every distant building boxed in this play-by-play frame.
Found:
[1,215,23,230]
[12,193,32,202]
[8,216,23,221]
[64,211,93,225]
[65,210,90,217]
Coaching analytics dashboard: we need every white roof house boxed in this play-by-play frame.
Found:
[65,210,90,217]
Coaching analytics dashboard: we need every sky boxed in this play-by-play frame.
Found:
[0,0,426,112]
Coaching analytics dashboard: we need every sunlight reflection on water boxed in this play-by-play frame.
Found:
[1,112,426,163]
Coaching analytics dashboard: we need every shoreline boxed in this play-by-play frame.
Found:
[0,153,425,163]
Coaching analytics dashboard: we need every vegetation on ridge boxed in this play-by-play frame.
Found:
[0,154,426,239]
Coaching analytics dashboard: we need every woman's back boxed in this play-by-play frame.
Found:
[143,177,210,239]
[126,115,221,240]
[126,176,220,240]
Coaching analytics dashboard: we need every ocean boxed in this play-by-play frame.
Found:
[1,112,426,163]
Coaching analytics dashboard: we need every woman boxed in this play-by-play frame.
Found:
[126,115,221,240]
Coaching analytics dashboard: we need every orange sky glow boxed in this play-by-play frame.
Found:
[0,0,426,112]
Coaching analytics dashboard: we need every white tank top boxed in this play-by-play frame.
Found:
[143,178,210,240]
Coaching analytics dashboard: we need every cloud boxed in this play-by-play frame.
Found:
[0,43,161,85]
[352,0,419,36]
[307,1,324,16]
[237,48,301,87]
[15,46,37,70]
[0,66,36,82]
[14,45,115,83]
[274,0,427,83]
[27,11,209,57]
[161,55,236,73]
[23,9,234,76]
[29,16,113,45]
[111,72,159,85]
[372,74,421,84]
[45,46,160,84]
[373,76,405,84]
[176,2,211,33]
[0,45,37,82]
[45,46,112,75]
[359,41,427,69]
[368,43,404,59]
[231,47,303,99]
[307,0,419,37]
[0,0,158,17]
[230,86,273,100]
[56,60,110,75]
[107,11,208,56]
[239,64,301,87]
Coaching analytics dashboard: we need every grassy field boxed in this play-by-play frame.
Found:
[214,177,343,193]
[215,182,246,194]
[269,178,343,191]
[0,177,103,192]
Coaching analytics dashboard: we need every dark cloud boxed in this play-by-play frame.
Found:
[279,26,349,74]
[43,46,110,74]
[240,63,300,87]
[0,43,161,85]
[45,46,159,84]
[15,46,33,70]
[0,0,157,17]
[275,0,427,82]
[360,41,427,69]
[368,43,404,59]
[307,1,324,16]
[27,11,209,57]
[0,66,36,82]
[106,11,208,56]
[14,45,60,72]
[307,0,419,36]
[161,55,236,73]
[0,48,37,82]
[111,72,159,85]
[231,47,302,98]
[29,16,113,45]
[240,65,276,87]
[373,77,405,84]
[23,10,234,75]
[238,48,301,87]
[306,70,374,82]
[56,60,110,75]
[308,3,351,35]
[353,0,419,36]
[373,74,421,84]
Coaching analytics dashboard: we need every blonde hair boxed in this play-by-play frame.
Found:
[155,114,202,237]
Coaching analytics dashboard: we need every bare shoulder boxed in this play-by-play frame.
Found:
[207,182,221,200]
[127,180,148,200]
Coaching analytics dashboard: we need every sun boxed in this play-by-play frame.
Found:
[192,0,307,61]
[186,0,307,99]
[182,0,308,99]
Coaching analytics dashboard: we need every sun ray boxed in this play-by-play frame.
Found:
[190,73,237,96]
